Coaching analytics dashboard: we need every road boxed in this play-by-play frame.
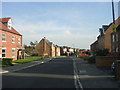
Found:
[2,57,119,89]
[2,57,79,89]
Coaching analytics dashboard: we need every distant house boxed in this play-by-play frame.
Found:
[35,37,60,57]
[60,46,76,56]
[55,45,60,56]
[0,17,24,60]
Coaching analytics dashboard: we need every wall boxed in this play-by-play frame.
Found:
[105,17,120,52]
[55,47,60,56]
[97,35,105,50]
[36,39,51,57]
[116,62,120,80]
[1,30,22,60]
[0,30,2,58]
[96,56,120,68]
[51,44,55,57]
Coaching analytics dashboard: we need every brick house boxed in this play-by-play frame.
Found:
[90,16,120,54]
[35,37,60,57]
[0,17,24,60]
[90,40,98,54]
[105,17,120,52]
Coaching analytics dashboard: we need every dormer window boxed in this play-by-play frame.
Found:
[7,19,12,30]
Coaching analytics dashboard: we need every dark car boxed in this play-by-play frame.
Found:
[111,60,120,74]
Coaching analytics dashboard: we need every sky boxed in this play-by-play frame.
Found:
[1,1,120,49]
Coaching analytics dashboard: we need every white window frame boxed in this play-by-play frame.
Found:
[12,48,16,57]
[2,48,6,58]
[12,36,15,43]
[112,34,115,43]
[2,33,6,42]
[116,33,118,42]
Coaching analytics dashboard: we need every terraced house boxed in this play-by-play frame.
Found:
[0,17,24,60]
[90,16,120,55]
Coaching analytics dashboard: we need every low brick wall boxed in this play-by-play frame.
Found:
[96,56,120,68]
[116,63,120,80]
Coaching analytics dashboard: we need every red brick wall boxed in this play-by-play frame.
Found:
[1,30,22,60]
[0,30,2,57]
[116,63,120,80]
[105,17,120,52]
[36,39,51,57]
[96,56,120,68]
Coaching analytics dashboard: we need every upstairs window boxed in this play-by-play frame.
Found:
[116,33,118,42]
[18,37,21,43]
[12,36,15,43]
[2,33,6,42]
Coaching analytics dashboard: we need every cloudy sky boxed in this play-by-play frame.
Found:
[1,1,119,49]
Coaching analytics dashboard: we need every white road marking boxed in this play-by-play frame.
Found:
[73,58,83,90]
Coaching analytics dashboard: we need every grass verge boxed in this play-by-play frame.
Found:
[12,59,33,64]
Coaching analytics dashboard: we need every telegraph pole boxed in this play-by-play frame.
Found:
[112,0,117,52]
[112,0,116,32]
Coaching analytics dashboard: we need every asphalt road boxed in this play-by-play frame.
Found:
[2,57,76,89]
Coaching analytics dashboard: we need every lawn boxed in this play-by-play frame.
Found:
[25,56,44,60]
[12,59,33,64]
[12,56,44,64]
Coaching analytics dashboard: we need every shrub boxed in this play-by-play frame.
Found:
[96,49,109,56]
[31,53,38,56]
[87,56,96,64]
[2,58,13,66]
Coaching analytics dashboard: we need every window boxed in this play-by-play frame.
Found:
[2,48,6,57]
[12,48,15,57]
[12,36,15,43]
[112,45,115,52]
[112,34,115,42]
[116,33,118,42]
[2,33,6,42]
[18,37,20,43]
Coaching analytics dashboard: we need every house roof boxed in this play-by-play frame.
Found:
[42,37,57,47]
[0,17,11,22]
[0,22,22,36]
[116,25,120,32]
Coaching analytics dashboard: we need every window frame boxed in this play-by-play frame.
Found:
[2,48,6,58]
[12,48,16,57]
[12,36,15,43]
[2,33,6,42]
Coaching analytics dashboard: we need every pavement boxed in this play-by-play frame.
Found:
[73,57,120,89]
[1,57,53,74]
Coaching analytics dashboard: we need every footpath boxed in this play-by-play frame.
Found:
[74,57,120,89]
[1,58,52,74]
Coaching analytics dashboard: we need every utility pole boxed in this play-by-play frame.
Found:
[112,0,116,32]
[112,0,117,52]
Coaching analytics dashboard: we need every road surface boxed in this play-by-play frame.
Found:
[2,57,79,89]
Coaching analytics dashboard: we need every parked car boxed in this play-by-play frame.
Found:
[111,60,120,74]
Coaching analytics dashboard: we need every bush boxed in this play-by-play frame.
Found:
[2,58,13,66]
[96,49,109,56]
[31,53,38,56]
[87,56,96,64]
